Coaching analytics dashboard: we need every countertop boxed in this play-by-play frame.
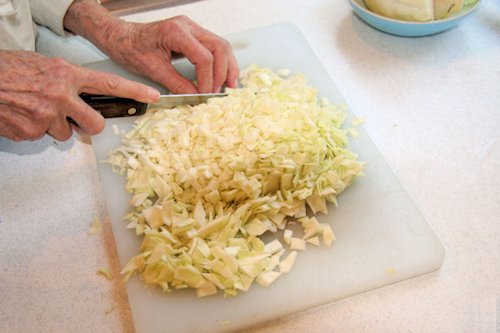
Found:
[1,0,499,332]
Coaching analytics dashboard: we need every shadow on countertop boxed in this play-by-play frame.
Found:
[0,135,81,156]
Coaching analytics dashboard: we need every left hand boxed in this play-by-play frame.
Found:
[64,1,239,94]
[103,16,239,94]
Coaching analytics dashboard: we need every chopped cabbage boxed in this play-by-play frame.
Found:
[97,268,113,280]
[107,65,364,297]
[279,251,298,273]
[88,217,101,235]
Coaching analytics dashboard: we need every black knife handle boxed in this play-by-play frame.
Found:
[80,94,148,118]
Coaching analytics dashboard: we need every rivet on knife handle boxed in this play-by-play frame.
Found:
[80,94,148,118]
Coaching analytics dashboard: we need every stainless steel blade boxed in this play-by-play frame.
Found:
[148,93,227,109]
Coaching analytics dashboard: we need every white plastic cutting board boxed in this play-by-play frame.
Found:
[89,23,444,333]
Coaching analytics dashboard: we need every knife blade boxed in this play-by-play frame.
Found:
[80,93,227,119]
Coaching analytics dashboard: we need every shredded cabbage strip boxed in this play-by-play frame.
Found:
[107,65,364,297]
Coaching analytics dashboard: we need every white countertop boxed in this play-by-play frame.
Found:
[1,0,499,332]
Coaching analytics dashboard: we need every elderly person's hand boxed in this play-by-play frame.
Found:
[107,16,239,94]
[64,1,239,94]
[0,0,239,142]
[0,50,159,141]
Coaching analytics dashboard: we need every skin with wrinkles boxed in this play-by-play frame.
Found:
[106,17,238,94]
[64,1,239,94]
[0,50,159,141]
[0,0,239,142]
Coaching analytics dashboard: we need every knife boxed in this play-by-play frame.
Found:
[80,93,227,118]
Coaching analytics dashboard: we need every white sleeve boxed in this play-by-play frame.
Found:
[29,0,77,36]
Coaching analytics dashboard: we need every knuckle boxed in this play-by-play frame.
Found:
[49,57,71,76]
[39,85,67,104]
[165,20,183,34]
[170,82,189,94]
[219,38,231,51]
[104,74,121,90]
[32,105,53,122]
[165,15,192,33]
[173,15,190,23]
[18,124,45,141]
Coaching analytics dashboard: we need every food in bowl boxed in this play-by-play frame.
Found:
[363,0,479,21]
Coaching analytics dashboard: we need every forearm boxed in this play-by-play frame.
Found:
[63,0,129,56]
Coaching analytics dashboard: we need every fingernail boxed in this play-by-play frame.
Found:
[215,86,222,93]
[148,88,161,101]
[233,79,239,88]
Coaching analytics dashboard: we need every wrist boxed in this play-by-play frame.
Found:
[63,0,129,57]
[97,16,133,57]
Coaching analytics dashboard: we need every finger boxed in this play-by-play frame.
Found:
[196,33,239,90]
[46,116,73,141]
[211,44,229,92]
[66,97,105,136]
[0,105,28,141]
[169,34,214,93]
[0,92,50,141]
[0,108,46,141]
[79,69,160,103]
[226,52,240,88]
[197,35,237,91]
[144,58,198,94]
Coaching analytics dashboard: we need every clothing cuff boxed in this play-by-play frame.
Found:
[29,0,77,36]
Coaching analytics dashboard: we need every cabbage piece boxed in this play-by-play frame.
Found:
[264,239,284,255]
[283,229,293,245]
[279,251,298,273]
[196,280,218,298]
[88,217,101,235]
[256,271,282,287]
[108,65,364,296]
[322,224,336,247]
[97,268,113,280]
[306,236,321,246]
[290,238,307,251]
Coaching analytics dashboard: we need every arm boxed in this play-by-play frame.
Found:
[63,0,239,94]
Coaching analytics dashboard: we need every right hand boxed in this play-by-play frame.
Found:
[0,50,160,142]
